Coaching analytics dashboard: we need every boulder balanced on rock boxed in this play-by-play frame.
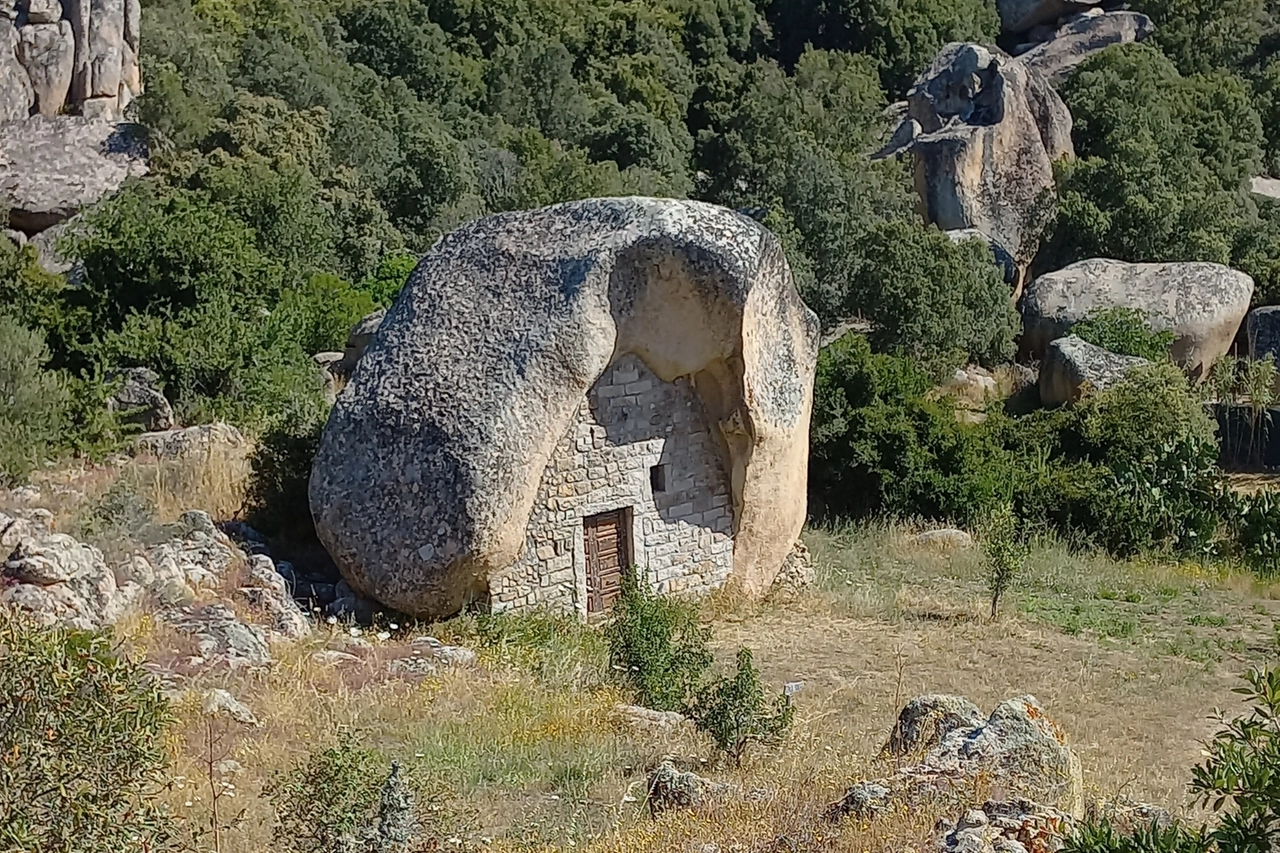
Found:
[1021,259,1254,379]
[876,43,1073,283]
[310,197,821,621]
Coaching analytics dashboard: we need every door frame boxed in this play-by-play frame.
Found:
[582,507,633,615]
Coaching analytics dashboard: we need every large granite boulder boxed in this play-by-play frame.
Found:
[310,197,821,620]
[1252,176,1280,203]
[1021,259,1254,379]
[1019,10,1155,84]
[998,0,1102,34]
[0,116,147,232]
[878,43,1073,273]
[1038,335,1148,406]
[0,20,34,120]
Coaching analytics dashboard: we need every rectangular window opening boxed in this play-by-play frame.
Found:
[650,464,667,494]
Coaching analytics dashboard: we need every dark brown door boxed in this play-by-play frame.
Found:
[584,509,631,614]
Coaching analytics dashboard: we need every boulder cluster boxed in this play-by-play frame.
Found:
[2,0,141,120]
[877,4,1264,406]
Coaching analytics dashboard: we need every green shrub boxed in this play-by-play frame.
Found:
[1065,820,1210,853]
[1071,308,1176,361]
[605,567,712,713]
[688,648,794,766]
[358,251,418,307]
[845,219,1019,369]
[245,419,326,541]
[1191,666,1280,853]
[983,502,1026,619]
[0,614,175,853]
[809,333,1013,525]
[268,737,425,853]
[0,316,71,487]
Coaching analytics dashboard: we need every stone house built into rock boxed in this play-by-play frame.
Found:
[310,197,821,622]
[492,353,735,616]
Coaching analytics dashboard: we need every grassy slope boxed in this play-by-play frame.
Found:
[9,457,1278,851]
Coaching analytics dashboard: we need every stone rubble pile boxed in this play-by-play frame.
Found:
[0,507,310,666]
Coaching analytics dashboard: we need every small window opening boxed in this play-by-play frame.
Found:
[650,464,667,493]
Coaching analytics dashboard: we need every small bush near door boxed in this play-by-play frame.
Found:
[605,568,712,713]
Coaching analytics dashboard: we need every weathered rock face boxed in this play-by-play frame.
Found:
[3,0,139,120]
[310,197,821,620]
[880,43,1073,273]
[1021,259,1254,379]
[830,695,1085,823]
[1019,11,1155,84]
[107,366,175,432]
[998,0,1102,34]
[133,422,246,459]
[1248,306,1280,362]
[0,116,147,233]
[1039,335,1148,406]
[0,20,35,121]
[1252,176,1280,202]
[15,19,72,115]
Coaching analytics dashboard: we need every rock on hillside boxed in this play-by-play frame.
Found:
[830,694,1085,822]
[1021,259,1254,379]
[998,0,1102,34]
[0,116,147,234]
[1019,10,1155,84]
[1039,335,1149,406]
[2,0,143,119]
[310,197,820,620]
[876,43,1073,280]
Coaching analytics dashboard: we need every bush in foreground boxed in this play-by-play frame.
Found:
[606,568,712,713]
[0,614,175,853]
[0,316,71,487]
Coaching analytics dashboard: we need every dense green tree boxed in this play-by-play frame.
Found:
[764,0,1000,97]
[1044,45,1265,271]
[1130,0,1264,76]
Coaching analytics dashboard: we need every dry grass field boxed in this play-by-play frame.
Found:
[120,525,1280,852]
[7,452,1280,852]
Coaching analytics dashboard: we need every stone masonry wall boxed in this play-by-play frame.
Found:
[490,353,735,616]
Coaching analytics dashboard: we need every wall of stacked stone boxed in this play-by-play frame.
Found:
[490,353,735,615]
[2,0,142,121]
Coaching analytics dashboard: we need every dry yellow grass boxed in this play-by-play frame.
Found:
[116,520,1278,853]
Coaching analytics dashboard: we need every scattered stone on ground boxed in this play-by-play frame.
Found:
[613,703,690,732]
[829,695,1085,823]
[201,688,260,726]
[133,422,246,459]
[646,760,734,817]
[1038,336,1149,407]
[883,694,986,758]
[1021,258,1254,379]
[939,798,1075,853]
[769,539,815,599]
[911,529,975,551]
[411,635,478,667]
[164,603,273,668]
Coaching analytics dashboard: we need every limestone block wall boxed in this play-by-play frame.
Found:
[491,353,735,615]
[2,0,141,120]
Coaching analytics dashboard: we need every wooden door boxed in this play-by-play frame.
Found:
[584,509,631,614]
